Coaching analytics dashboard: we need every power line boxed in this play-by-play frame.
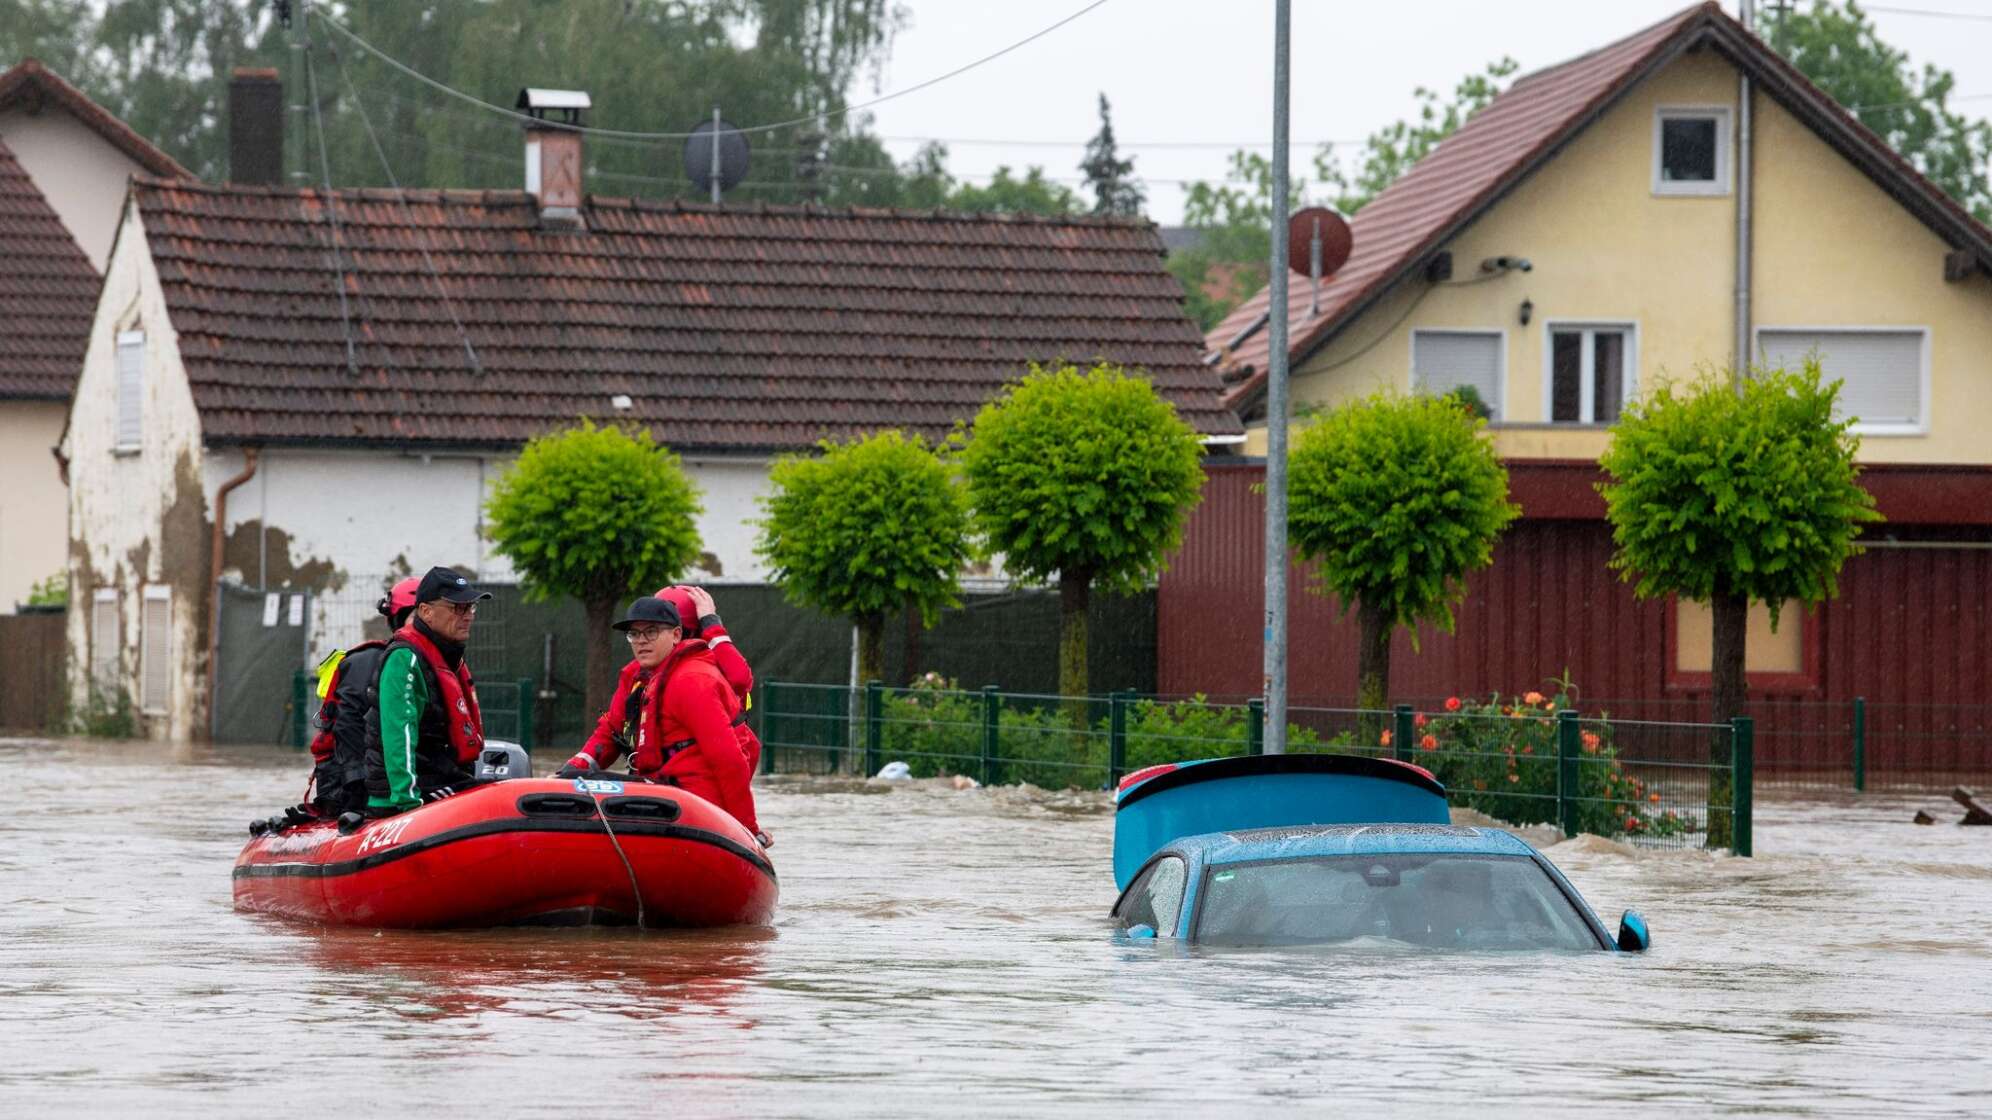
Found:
[310,0,1110,142]
[1865,4,1992,23]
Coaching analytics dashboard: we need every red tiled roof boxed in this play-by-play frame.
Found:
[1210,1,1992,415]
[131,179,1240,451]
[0,137,96,400]
[0,59,191,180]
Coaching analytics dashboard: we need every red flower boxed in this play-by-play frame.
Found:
[1444,696,1462,712]
[1648,793,1661,804]
[1523,691,1545,705]
[1379,730,1392,747]
[1419,734,1439,751]
[1581,731,1601,754]
[1414,713,1430,729]
[1521,745,1533,755]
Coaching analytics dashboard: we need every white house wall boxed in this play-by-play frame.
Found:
[0,105,149,271]
[0,400,68,609]
[62,200,208,741]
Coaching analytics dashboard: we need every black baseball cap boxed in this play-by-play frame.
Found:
[414,566,492,605]
[612,596,682,631]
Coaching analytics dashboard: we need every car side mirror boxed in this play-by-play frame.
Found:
[1617,910,1650,952]
[1125,923,1157,940]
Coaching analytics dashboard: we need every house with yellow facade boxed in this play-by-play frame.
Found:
[1161,3,1992,774]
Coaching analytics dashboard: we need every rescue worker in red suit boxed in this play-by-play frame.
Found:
[559,597,766,845]
[652,585,756,769]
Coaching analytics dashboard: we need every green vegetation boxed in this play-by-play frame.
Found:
[23,571,66,609]
[1769,1,1991,221]
[1598,361,1880,844]
[757,431,972,687]
[956,363,1205,701]
[1287,391,1518,714]
[485,420,703,715]
[1079,93,1144,217]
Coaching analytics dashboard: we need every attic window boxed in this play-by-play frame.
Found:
[1653,107,1730,196]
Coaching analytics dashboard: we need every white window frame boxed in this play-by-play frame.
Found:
[91,587,119,687]
[1652,106,1732,197]
[1754,325,1930,436]
[114,329,145,455]
[140,584,172,715]
[1542,321,1640,425]
[1409,328,1507,421]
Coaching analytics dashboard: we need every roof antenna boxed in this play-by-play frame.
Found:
[300,0,359,377]
[684,108,749,203]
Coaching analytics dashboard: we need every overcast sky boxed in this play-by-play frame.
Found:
[852,0,1992,225]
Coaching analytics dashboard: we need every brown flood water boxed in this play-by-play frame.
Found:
[1,737,1989,1118]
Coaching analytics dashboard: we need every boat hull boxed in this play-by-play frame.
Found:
[233,778,776,928]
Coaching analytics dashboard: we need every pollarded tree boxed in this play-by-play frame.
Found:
[1599,361,1880,844]
[485,421,703,717]
[756,430,972,687]
[1288,391,1519,713]
[958,362,1206,699]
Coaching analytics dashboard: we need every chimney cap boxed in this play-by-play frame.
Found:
[517,88,591,114]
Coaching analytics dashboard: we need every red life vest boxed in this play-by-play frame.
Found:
[392,622,485,767]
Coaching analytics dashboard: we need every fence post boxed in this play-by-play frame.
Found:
[864,680,883,778]
[291,669,310,749]
[1731,716,1754,857]
[757,684,775,775]
[1108,690,1129,789]
[1247,698,1265,756]
[981,685,1001,787]
[1392,704,1414,762]
[1851,696,1867,793]
[1557,710,1580,839]
[515,677,535,752]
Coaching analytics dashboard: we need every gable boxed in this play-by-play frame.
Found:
[0,137,96,400]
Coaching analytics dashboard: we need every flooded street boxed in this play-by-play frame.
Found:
[2,738,1988,1118]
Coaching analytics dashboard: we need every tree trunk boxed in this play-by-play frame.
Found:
[856,612,886,688]
[1058,568,1092,701]
[901,598,923,686]
[582,594,618,724]
[1356,597,1392,747]
[1707,590,1749,849]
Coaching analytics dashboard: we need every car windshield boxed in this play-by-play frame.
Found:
[1193,853,1600,951]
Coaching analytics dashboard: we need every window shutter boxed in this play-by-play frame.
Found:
[1412,332,1502,419]
[91,590,119,687]
[141,587,171,713]
[1758,330,1921,427]
[115,331,144,450]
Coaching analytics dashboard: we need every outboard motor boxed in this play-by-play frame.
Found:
[475,741,532,781]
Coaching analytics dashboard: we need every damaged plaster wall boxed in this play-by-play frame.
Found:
[61,199,209,741]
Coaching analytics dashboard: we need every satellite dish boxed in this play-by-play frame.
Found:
[1287,207,1352,279]
[683,116,750,198]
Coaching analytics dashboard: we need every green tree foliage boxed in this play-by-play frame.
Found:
[23,571,66,608]
[485,421,703,716]
[757,431,972,687]
[957,362,1205,700]
[1079,92,1143,216]
[1597,362,1880,845]
[1769,1,1992,221]
[1287,391,1518,713]
[1167,58,1515,331]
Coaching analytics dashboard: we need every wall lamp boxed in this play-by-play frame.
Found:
[1519,298,1534,326]
[1479,255,1533,274]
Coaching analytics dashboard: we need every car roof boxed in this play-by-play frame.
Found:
[1172,823,1538,866]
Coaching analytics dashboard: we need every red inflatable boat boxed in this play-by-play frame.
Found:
[233,777,777,929]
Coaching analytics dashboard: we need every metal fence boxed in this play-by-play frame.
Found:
[756,682,1752,855]
[287,669,539,752]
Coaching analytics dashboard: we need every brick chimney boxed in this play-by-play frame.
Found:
[516,88,590,229]
[227,68,284,186]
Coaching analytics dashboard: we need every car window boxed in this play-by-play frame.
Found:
[1116,856,1187,933]
[1193,854,1599,950]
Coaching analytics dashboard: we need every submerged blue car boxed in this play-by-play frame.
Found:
[1110,755,1650,952]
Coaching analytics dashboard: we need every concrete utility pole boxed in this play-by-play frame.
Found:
[1262,0,1293,754]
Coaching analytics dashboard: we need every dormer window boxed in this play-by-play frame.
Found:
[1653,107,1731,196]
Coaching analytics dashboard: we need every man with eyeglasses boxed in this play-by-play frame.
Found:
[362,566,493,817]
[560,595,765,845]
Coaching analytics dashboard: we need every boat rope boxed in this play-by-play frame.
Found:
[581,784,647,930]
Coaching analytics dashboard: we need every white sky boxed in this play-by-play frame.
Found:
[853,0,1992,225]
